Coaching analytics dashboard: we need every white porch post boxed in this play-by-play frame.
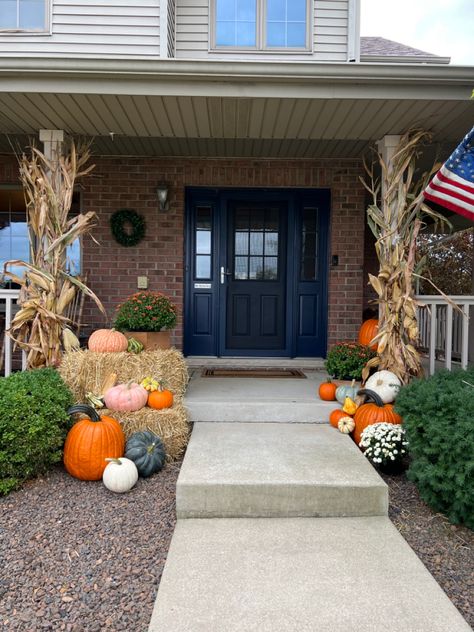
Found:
[39,129,64,161]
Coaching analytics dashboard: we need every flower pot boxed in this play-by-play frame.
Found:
[378,460,406,476]
[124,331,171,351]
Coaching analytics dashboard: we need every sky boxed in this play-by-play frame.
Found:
[360,0,474,65]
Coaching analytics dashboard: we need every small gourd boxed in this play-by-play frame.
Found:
[364,370,401,404]
[125,431,166,477]
[338,416,355,434]
[318,379,337,401]
[342,397,358,416]
[335,380,358,404]
[329,409,347,429]
[102,457,138,493]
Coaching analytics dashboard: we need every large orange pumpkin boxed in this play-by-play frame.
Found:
[64,405,125,480]
[88,328,128,353]
[353,389,402,445]
[358,319,379,351]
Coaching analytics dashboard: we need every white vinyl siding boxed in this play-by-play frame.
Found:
[0,0,160,57]
[176,0,349,61]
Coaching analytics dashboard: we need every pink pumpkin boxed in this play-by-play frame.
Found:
[104,381,148,412]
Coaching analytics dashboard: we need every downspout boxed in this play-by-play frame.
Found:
[347,0,361,62]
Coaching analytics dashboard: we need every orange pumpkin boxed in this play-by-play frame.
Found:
[318,379,337,401]
[358,319,379,351]
[148,384,174,410]
[353,389,402,445]
[64,404,125,481]
[329,408,349,429]
[88,328,128,353]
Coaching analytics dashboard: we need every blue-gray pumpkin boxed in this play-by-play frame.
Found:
[125,431,166,477]
[335,379,358,404]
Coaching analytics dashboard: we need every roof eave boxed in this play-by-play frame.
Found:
[360,54,451,65]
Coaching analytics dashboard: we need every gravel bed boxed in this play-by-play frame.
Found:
[0,461,181,631]
[383,472,474,628]
[1,464,472,630]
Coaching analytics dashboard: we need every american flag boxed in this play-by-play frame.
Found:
[423,126,474,221]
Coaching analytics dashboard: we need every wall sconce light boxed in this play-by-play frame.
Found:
[156,184,169,211]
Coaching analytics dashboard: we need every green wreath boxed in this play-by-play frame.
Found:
[110,209,146,247]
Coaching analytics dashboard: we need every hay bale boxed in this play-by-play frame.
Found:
[60,349,189,402]
[59,349,190,461]
[116,404,190,461]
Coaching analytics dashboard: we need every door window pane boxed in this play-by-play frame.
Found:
[216,0,256,46]
[235,231,248,255]
[196,255,211,279]
[265,232,278,255]
[249,231,264,255]
[249,257,264,280]
[234,256,248,280]
[195,206,212,278]
[301,207,319,281]
[264,257,278,280]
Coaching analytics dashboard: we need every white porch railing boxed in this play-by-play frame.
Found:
[416,295,474,375]
[0,289,27,377]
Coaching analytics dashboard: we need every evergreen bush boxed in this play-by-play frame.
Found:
[395,369,474,529]
[0,368,73,495]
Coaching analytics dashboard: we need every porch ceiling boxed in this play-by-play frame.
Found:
[0,58,472,158]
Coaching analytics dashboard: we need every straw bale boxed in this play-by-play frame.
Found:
[59,349,189,402]
[116,403,190,461]
[59,349,190,461]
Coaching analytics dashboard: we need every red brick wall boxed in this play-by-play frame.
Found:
[0,155,367,354]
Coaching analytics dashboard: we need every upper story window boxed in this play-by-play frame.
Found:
[0,0,49,32]
[213,0,310,50]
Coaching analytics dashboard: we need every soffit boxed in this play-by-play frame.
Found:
[0,59,472,158]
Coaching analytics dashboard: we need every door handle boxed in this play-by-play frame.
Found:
[220,266,231,284]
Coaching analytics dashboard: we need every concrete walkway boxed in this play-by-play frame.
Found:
[149,375,471,632]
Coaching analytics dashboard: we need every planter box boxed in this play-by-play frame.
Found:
[124,330,171,350]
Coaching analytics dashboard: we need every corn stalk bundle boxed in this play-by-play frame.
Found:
[361,129,450,384]
[3,140,105,369]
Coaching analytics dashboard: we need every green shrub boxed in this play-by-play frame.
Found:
[395,369,474,529]
[325,342,377,380]
[0,368,73,495]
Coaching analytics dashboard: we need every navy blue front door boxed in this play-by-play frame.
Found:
[184,188,330,357]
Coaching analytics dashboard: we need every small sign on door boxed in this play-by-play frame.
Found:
[194,283,212,289]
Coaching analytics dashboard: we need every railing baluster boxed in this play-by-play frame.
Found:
[429,304,437,376]
[461,302,469,370]
[445,304,453,370]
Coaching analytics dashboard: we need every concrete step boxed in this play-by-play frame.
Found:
[176,423,388,518]
[149,517,471,632]
[184,372,335,422]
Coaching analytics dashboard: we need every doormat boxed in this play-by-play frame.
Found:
[201,368,307,378]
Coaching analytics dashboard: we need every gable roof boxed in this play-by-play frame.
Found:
[360,36,450,64]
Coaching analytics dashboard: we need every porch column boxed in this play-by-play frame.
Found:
[39,129,64,162]
[375,135,401,320]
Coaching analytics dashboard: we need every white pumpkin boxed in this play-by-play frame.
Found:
[102,457,138,493]
[338,416,355,434]
[365,370,401,403]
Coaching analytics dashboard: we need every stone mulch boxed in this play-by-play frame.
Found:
[383,472,474,628]
[0,462,181,631]
[0,464,472,630]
